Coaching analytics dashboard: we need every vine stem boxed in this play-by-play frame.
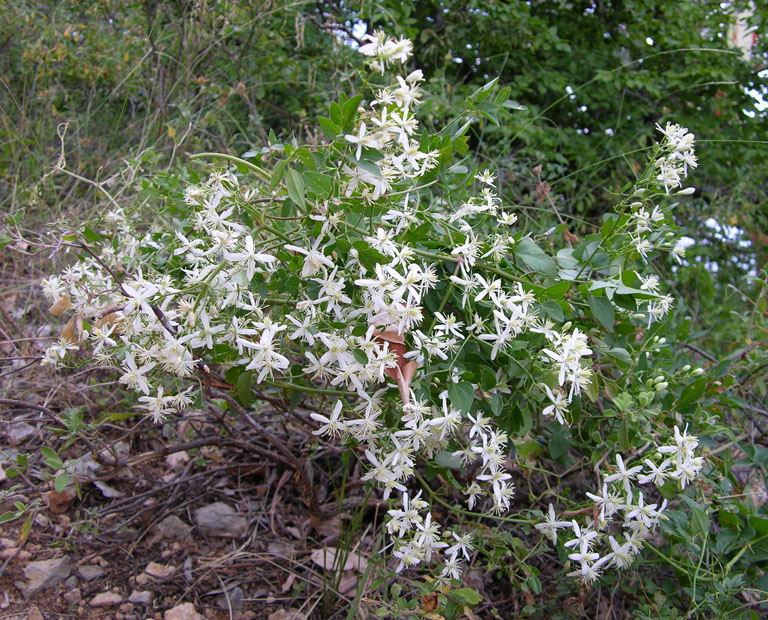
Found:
[189,152,270,183]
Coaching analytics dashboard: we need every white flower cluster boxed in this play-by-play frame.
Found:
[386,490,474,580]
[617,122,697,328]
[358,30,414,74]
[654,122,697,195]
[536,425,704,584]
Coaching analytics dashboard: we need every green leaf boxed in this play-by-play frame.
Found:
[606,347,632,368]
[41,446,63,469]
[515,238,557,277]
[447,381,475,413]
[542,281,570,300]
[318,117,340,139]
[303,171,332,198]
[83,226,101,244]
[237,371,253,405]
[270,159,286,191]
[54,472,68,493]
[330,101,342,126]
[588,294,615,330]
[500,100,526,110]
[548,425,571,460]
[342,94,363,130]
[541,300,564,322]
[435,450,463,469]
[450,587,482,606]
[353,349,368,364]
[285,167,305,207]
[526,573,542,595]
[352,240,388,269]
[678,376,707,409]
[474,101,499,126]
[679,494,710,537]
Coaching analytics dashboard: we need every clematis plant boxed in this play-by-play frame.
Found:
[42,30,708,595]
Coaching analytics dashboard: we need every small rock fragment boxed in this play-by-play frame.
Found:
[6,421,36,444]
[157,515,191,541]
[77,565,105,581]
[63,575,78,589]
[145,562,176,579]
[90,591,123,607]
[164,602,205,620]
[136,561,176,585]
[128,589,154,605]
[22,556,71,595]
[64,588,82,605]
[27,606,44,620]
[194,502,248,538]
[216,585,244,611]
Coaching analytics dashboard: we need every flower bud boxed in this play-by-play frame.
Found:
[655,382,668,391]
[676,187,695,195]
[692,368,705,376]
[682,364,691,372]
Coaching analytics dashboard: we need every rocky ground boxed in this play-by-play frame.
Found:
[0,249,375,620]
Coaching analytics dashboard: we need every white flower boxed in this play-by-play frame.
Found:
[310,400,346,438]
[119,351,156,395]
[535,504,571,545]
[542,385,569,425]
[604,454,643,493]
[223,235,276,281]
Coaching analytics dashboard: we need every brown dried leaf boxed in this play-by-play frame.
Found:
[280,572,295,594]
[61,318,77,344]
[49,294,71,316]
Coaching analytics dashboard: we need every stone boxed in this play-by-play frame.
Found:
[22,556,71,595]
[63,575,78,589]
[216,585,244,611]
[6,421,36,444]
[194,503,247,538]
[64,588,82,605]
[90,591,123,607]
[157,515,191,541]
[27,606,44,620]
[128,589,154,605]
[164,602,205,620]
[77,565,105,581]
[145,562,176,578]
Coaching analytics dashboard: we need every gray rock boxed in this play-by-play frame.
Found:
[63,575,78,589]
[216,585,244,611]
[194,503,247,538]
[128,589,154,605]
[164,602,205,620]
[77,565,104,581]
[64,588,82,605]
[90,591,122,607]
[157,515,191,541]
[6,421,36,444]
[22,556,71,595]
